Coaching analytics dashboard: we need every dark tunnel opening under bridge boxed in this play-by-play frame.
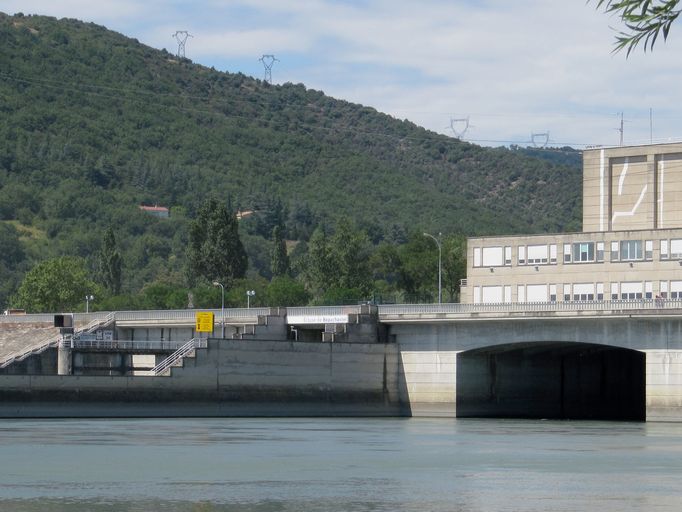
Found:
[456,342,645,421]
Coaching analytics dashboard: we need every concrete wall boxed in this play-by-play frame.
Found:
[0,339,403,418]
[583,143,682,232]
[644,349,682,421]
[392,316,682,421]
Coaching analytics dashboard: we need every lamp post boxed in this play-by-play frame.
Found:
[212,281,225,338]
[85,295,94,313]
[246,290,255,308]
[423,232,442,304]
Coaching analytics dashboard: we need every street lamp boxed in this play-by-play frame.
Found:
[212,281,225,338]
[246,290,256,308]
[423,232,442,304]
[85,295,94,313]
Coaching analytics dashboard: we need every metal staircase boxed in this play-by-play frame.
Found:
[151,337,207,376]
[0,312,116,369]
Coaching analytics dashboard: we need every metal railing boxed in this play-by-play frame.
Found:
[0,338,61,369]
[377,298,682,316]
[0,308,270,324]
[151,337,207,376]
[69,339,187,351]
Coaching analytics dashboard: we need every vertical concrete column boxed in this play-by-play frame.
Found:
[645,349,682,421]
[57,341,72,376]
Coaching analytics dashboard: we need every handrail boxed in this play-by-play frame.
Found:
[70,339,187,351]
[151,337,207,375]
[0,308,270,324]
[0,338,61,368]
[377,298,682,316]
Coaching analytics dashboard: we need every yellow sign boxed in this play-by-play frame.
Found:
[195,312,214,333]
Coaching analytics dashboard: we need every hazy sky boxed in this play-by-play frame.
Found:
[5,0,682,148]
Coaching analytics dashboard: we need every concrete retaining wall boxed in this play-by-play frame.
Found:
[0,339,403,418]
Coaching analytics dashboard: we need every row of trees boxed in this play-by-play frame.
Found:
[9,200,467,313]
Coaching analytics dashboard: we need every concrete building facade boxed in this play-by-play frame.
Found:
[462,142,682,304]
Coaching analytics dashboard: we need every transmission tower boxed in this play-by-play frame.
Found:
[449,117,471,139]
[172,31,193,58]
[259,54,279,84]
[530,131,550,148]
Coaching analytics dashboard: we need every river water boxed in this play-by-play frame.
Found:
[0,418,681,511]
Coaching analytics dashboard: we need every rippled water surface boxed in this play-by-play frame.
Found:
[1,418,681,511]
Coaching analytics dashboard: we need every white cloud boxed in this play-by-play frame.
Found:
[4,0,682,147]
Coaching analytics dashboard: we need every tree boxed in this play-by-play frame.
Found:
[303,227,336,292]
[98,227,122,295]
[12,257,100,313]
[186,198,247,286]
[442,235,467,302]
[270,225,291,277]
[302,221,372,297]
[595,0,680,55]
[266,276,310,306]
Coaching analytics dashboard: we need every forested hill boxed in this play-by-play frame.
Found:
[0,12,582,308]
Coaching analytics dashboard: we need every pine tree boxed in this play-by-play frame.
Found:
[270,225,290,277]
[98,227,122,295]
[186,198,247,285]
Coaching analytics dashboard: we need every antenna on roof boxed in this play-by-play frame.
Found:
[530,132,550,148]
[172,31,193,58]
[259,54,279,84]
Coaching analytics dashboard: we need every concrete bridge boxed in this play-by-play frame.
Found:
[1,300,681,421]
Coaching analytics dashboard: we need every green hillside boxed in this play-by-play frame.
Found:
[0,13,582,309]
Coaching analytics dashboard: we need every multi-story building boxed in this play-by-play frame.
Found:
[462,142,682,304]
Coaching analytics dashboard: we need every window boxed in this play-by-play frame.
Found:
[611,282,619,300]
[517,285,526,302]
[661,281,668,298]
[549,284,557,302]
[572,283,595,301]
[518,246,526,265]
[572,242,595,262]
[661,240,669,260]
[482,286,504,303]
[619,240,643,261]
[597,283,604,301]
[504,246,512,266]
[596,242,604,262]
[611,241,619,261]
[671,239,682,259]
[645,281,653,299]
[670,281,682,299]
[527,284,548,302]
[527,245,548,264]
[482,247,504,267]
[563,284,571,302]
[645,241,653,260]
[620,282,643,300]
[550,244,557,264]
[473,247,481,267]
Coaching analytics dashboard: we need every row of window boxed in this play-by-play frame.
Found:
[472,238,682,268]
[471,280,682,303]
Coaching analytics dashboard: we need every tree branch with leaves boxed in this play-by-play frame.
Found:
[595,0,680,55]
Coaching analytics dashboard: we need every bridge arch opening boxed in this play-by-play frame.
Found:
[456,342,645,421]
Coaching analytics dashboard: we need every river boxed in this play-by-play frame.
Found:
[0,418,681,511]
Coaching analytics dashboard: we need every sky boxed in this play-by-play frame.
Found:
[4,0,682,149]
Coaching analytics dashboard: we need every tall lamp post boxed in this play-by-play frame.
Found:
[85,295,94,313]
[246,290,255,309]
[423,232,442,304]
[212,281,225,338]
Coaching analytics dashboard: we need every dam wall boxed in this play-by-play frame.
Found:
[0,339,403,418]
